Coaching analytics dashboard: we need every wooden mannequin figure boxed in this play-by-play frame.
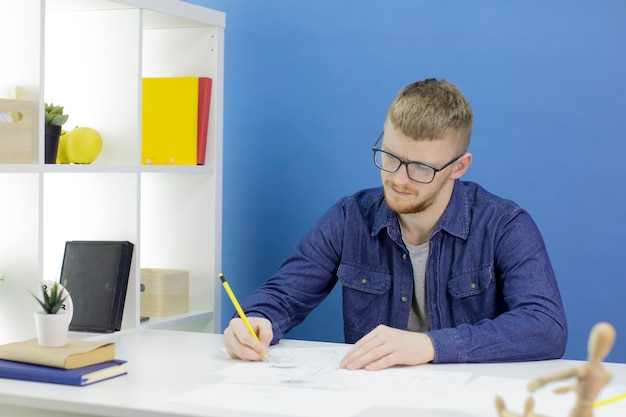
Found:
[495,395,548,417]
[527,322,617,417]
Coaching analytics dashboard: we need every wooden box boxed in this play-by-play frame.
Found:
[0,99,34,163]
[140,268,189,317]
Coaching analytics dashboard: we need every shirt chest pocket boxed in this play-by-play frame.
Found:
[337,264,392,339]
[338,264,391,294]
[447,265,497,325]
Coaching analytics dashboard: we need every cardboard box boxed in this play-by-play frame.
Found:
[140,269,189,317]
[0,99,34,163]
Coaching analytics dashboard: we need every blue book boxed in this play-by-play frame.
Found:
[0,359,127,386]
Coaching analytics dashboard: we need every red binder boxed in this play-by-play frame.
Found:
[197,77,213,165]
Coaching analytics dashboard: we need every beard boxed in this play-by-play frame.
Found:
[383,179,438,214]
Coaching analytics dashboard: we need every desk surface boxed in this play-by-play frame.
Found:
[0,328,625,417]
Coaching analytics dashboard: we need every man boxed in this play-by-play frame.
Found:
[224,78,567,371]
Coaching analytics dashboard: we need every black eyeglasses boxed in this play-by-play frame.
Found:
[371,132,464,184]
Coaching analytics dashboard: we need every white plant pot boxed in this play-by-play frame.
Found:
[32,280,74,347]
[34,310,71,347]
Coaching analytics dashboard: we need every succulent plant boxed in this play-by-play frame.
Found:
[44,103,69,126]
[31,281,68,314]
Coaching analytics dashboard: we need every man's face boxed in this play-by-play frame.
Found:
[379,126,461,215]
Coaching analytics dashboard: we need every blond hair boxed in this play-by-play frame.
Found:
[387,78,473,152]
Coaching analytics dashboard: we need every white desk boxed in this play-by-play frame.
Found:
[0,328,624,417]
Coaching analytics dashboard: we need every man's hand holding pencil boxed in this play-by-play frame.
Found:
[224,316,272,361]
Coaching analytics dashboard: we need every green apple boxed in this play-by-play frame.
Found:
[65,127,103,164]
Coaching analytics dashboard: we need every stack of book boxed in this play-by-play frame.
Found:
[0,338,126,386]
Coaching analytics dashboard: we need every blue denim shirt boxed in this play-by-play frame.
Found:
[241,180,567,363]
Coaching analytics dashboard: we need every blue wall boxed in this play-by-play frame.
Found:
[186,0,626,363]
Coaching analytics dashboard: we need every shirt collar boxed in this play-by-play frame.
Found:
[372,180,470,241]
[372,191,398,239]
[436,180,470,240]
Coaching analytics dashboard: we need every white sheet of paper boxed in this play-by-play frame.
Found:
[172,382,370,417]
[171,346,626,417]
[171,346,474,417]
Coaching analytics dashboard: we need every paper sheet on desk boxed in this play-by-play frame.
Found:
[217,346,471,390]
[172,345,626,417]
[171,346,474,417]
[174,383,368,417]
[171,377,476,417]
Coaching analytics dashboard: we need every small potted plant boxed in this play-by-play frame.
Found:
[31,281,72,347]
[44,103,69,164]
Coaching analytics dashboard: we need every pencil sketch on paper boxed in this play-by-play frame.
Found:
[267,346,349,369]
[221,346,472,392]
[221,347,350,389]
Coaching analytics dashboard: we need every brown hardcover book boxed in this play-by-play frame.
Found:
[0,338,115,369]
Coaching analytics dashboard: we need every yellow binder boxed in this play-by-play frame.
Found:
[141,77,198,165]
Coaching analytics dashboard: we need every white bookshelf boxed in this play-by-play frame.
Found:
[0,0,225,343]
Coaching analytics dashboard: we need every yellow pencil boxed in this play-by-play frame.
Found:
[219,273,268,361]
[593,392,626,408]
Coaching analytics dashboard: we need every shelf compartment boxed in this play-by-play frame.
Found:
[140,172,216,315]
